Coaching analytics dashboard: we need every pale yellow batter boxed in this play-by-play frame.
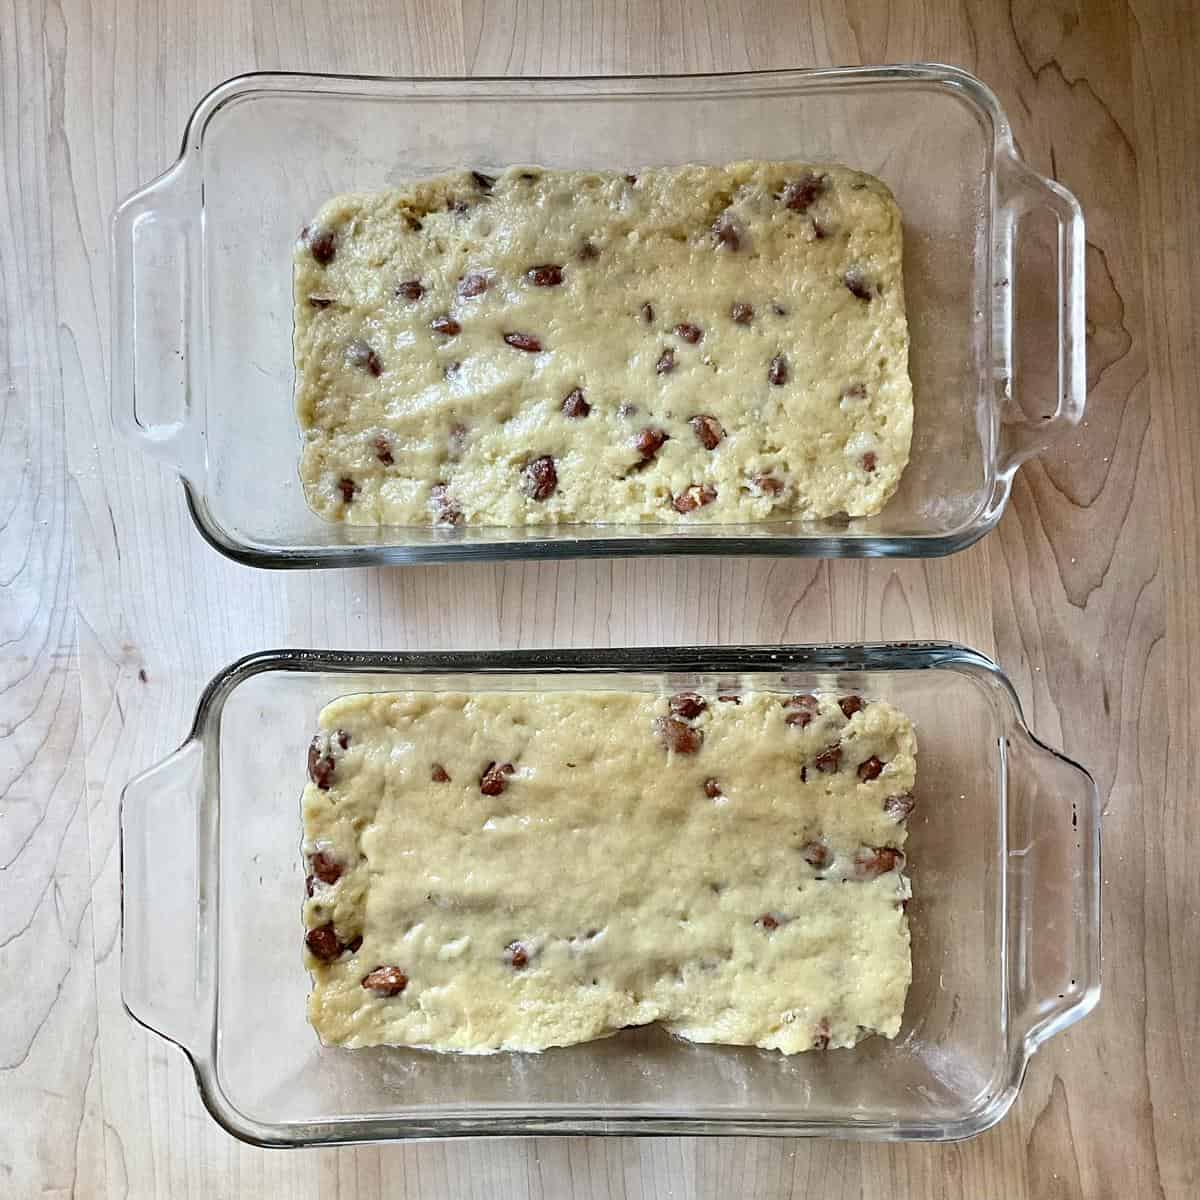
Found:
[302,689,917,1054]
[293,162,912,526]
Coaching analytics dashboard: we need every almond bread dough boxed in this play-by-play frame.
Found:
[293,162,912,526]
[302,688,916,1054]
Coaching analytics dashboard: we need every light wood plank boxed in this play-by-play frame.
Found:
[1130,0,1200,1194]
[0,1,105,1194]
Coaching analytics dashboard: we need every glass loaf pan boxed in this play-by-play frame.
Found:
[120,643,1099,1144]
[111,65,1085,566]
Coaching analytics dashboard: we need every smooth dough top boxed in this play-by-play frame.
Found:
[301,688,917,1055]
[293,162,912,527]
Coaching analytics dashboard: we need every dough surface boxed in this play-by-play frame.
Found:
[302,688,916,1054]
[293,162,912,526]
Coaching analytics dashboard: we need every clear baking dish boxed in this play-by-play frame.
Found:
[121,643,1099,1145]
[112,65,1085,567]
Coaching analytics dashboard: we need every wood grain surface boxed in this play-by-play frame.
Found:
[2,0,1197,1195]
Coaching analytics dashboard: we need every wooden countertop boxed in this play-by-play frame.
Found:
[3,0,1197,1195]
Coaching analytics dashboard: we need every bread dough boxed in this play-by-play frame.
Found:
[302,688,916,1054]
[293,162,912,526]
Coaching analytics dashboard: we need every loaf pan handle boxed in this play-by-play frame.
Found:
[120,740,212,1057]
[1004,727,1101,1062]
[995,151,1087,474]
[111,161,202,480]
